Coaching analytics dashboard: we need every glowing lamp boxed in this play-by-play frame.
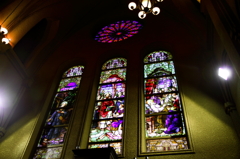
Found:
[128,2,137,10]
[2,38,10,44]
[218,67,231,80]
[0,27,8,35]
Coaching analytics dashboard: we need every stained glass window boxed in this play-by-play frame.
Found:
[143,51,190,153]
[88,58,127,155]
[33,65,84,159]
[95,20,143,43]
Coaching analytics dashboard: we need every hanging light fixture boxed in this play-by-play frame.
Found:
[128,0,164,19]
[0,26,10,45]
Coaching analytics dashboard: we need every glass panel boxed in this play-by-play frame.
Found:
[146,137,188,152]
[145,76,178,95]
[146,114,185,138]
[51,90,77,109]
[93,99,124,120]
[57,77,81,92]
[89,119,123,142]
[33,147,63,159]
[144,51,173,63]
[100,68,126,84]
[37,127,68,147]
[102,58,127,70]
[145,93,181,114]
[46,107,73,126]
[97,83,125,100]
[88,142,122,155]
[144,61,175,78]
[62,66,84,78]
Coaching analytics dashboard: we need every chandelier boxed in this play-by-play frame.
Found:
[128,0,164,19]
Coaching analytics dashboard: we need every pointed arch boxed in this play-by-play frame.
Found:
[33,65,84,158]
[87,58,127,155]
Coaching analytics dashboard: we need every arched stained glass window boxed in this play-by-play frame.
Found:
[88,58,127,155]
[33,65,84,159]
[143,51,190,153]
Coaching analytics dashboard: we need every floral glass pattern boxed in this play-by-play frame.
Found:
[88,58,127,155]
[33,65,84,159]
[143,51,189,153]
[95,20,143,43]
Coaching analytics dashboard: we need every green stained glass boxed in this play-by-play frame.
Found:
[144,51,173,63]
[102,58,127,70]
[57,77,81,92]
[100,68,126,84]
[144,61,175,78]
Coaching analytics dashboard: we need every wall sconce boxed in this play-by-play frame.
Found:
[0,26,10,45]
[2,37,10,44]
[218,67,231,80]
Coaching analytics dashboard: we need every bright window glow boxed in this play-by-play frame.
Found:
[218,67,231,80]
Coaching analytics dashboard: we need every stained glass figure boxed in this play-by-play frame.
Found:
[145,93,181,114]
[88,58,127,155]
[34,65,84,159]
[95,20,142,43]
[143,51,190,153]
[145,114,185,138]
[146,137,188,152]
[93,100,124,120]
[145,76,178,94]
[97,83,125,100]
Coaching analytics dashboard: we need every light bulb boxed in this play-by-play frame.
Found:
[157,0,164,2]
[128,2,137,10]
[2,38,10,44]
[152,7,160,15]
[218,67,231,80]
[138,11,146,19]
[0,27,8,35]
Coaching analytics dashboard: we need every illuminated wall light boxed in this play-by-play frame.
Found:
[2,38,10,44]
[0,27,8,35]
[218,67,231,80]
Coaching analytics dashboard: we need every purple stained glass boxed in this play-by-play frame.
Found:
[145,76,178,95]
[57,77,81,92]
[95,20,143,43]
[62,66,84,78]
[97,83,125,100]
[146,114,185,138]
[145,93,181,114]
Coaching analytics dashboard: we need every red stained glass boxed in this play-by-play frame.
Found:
[95,20,143,43]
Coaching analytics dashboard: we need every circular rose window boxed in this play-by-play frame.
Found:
[95,20,143,43]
